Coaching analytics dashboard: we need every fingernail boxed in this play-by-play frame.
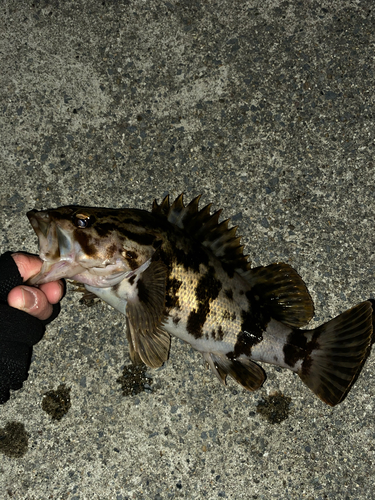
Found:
[21,287,37,310]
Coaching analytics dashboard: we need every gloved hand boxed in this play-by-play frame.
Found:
[0,252,64,404]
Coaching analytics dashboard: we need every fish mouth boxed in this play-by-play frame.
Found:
[27,209,130,287]
[27,210,85,285]
[27,209,50,238]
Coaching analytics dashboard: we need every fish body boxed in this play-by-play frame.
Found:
[27,194,373,406]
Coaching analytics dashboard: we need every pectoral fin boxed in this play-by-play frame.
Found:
[126,316,171,368]
[126,259,171,368]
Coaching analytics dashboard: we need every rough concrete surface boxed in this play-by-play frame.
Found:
[1,0,375,498]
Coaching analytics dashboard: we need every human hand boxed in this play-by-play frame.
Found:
[8,253,64,321]
[0,252,64,404]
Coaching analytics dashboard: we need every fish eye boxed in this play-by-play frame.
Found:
[73,213,93,229]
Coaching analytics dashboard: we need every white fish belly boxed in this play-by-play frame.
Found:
[163,317,234,355]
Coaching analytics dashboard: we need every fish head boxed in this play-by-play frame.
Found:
[27,205,158,287]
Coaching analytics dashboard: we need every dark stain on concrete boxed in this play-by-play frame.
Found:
[256,392,292,424]
[117,364,153,396]
[0,421,29,458]
[42,384,71,421]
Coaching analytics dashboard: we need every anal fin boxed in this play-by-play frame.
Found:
[203,352,265,392]
[246,263,314,327]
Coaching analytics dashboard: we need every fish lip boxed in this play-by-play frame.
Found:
[26,209,66,283]
[26,260,67,285]
[26,259,86,285]
[26,208,133,287]
[27,210,51,238]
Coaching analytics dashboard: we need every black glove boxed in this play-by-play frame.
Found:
[0,252,60,404]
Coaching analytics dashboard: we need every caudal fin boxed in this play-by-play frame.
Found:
[298,301,373,406]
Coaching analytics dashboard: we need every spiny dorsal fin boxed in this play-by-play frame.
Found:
[152,194,171,217]
[152,193,250,275]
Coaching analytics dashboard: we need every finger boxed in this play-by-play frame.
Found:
[39,280,65,304]
[11,253,65,303]
[11,253,44,282]
[7,286,53,321]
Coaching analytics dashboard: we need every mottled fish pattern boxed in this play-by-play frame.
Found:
[27,194,374,406]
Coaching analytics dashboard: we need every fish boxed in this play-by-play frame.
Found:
[26,194,374,406]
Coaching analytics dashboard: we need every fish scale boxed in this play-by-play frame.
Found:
[27,194,374,406]
[167,259,247,347]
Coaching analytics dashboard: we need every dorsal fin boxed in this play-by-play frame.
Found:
[245,263,314,327]
[152,193,251,275]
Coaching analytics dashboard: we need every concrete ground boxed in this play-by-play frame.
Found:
[1,0,375,498]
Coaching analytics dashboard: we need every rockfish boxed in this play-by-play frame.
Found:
[27,194,373,406]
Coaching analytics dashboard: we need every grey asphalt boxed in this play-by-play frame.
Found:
[1,1,375,499]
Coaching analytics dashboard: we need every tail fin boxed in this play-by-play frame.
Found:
[298,301,373,406]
